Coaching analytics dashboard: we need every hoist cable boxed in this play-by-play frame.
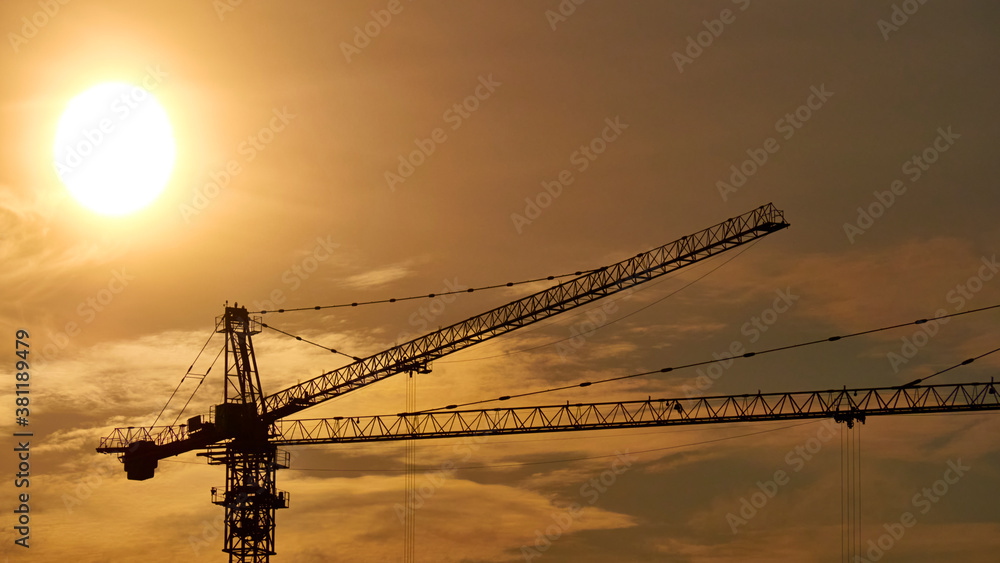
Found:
[150,321,220,427]
[257,269,600,314]
[417,304,1000,413]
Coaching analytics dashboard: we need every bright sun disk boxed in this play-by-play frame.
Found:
[53,82,176,216]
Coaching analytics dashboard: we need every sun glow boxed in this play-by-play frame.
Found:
[53,82,176,216]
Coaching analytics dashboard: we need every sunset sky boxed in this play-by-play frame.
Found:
[3,1,1000,562]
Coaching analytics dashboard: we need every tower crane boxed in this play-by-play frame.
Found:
[96,203,1000,561]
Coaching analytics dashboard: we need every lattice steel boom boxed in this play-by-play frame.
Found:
[270,381,1000,444]
[260,203,788,422]
[97,203,789,459]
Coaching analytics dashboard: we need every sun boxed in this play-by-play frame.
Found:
[53,82,176,216]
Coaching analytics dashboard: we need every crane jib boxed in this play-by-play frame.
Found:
[96,203,789,456]
[271,381,1000,444]
[261,203,789,421]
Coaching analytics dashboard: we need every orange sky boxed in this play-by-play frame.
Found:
[2,1,1000,562]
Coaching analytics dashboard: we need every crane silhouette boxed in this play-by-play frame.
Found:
[96,203,1000,561]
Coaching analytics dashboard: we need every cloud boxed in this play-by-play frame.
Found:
[0,186,124,308]
[696,237,996,332]
[276,473,637,562]
[26,329,219,421]
[341,264,413,290]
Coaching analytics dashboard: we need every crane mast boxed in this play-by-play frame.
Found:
[212,307,288,562]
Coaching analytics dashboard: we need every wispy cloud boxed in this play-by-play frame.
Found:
[0,184,127,318]
[277,474,636,562]
[341,264,412,290]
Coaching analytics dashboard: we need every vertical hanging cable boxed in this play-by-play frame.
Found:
[841,421,851,562]
[847,424,858,561]
[841,422,845,562]
[856,424,862,560]
[403,372,417,563]
[840,418,863,562]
